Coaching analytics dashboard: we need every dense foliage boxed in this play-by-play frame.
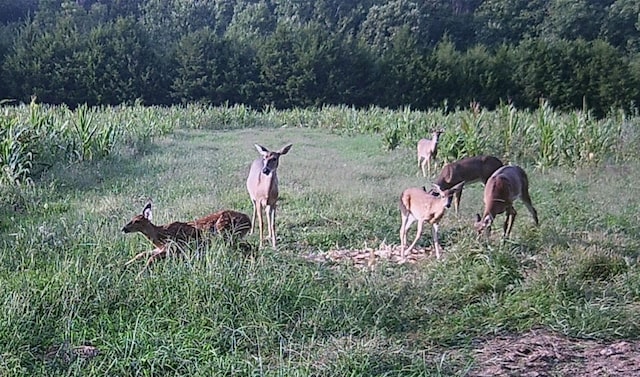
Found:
[1,0,640,115]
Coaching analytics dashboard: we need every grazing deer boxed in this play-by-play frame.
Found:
[417,129,444,177]
[122,201,251,275]
[474,165,539,238]
[399,181,464,259]
[246,143,292,249]
[434,155,504,215]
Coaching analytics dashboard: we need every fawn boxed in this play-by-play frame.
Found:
[399,181,464,259]
[417,129,444,177]
[122,201,251,275]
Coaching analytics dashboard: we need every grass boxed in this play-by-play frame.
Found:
[1,117,639,375]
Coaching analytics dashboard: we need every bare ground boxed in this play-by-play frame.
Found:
[471,329,640,376]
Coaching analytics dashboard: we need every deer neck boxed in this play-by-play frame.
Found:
[136,224,165,249]
[259,170,278,192]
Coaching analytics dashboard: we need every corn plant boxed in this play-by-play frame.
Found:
[535,100,557,168]
[382,122,401,150]
[0,117,33,185]
[68,104,98,161]
[456,103,487,158]
[497,102,521,163]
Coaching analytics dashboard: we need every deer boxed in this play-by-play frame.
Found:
[399,181,464,260]
[433,155,504,215]
[474,165,539,238]
[246,143,292,249]
[417,129,444,177]
[122,201,251,276]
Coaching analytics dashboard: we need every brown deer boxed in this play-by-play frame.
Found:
[246,143,292,249]
[122,201,251,275]
[417,129,444,177]
[399,181,464,259]
[474,165,539,238]
[434,155,504,215]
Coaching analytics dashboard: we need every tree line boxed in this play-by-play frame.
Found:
[0,0,639,115]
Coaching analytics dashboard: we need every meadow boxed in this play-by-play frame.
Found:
[1,101,639,376]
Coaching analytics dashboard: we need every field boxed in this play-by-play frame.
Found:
[1,103,640,376]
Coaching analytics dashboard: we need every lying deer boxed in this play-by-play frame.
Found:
[434,155,504,215]
[246,143,292,249]
[122,201,251,275]
[474,165,539,238]
[417,129,444,177]
[399,181,464,259]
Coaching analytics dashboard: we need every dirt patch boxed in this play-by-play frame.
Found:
[303,241,437,268]
[471,329,640,376]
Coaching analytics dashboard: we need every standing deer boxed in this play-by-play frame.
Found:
[246,143,292,249]
[434,155,504,215]
[122,201,251,276]
[417,129,444,177]
[399,181,464,259]
[474,165,539,238]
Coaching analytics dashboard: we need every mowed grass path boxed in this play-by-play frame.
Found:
[1,127,639,376]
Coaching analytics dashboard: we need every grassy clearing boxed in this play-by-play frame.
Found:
[1,114,639,375]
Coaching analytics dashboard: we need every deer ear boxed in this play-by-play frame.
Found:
[255,144,269,156]
[143,201,153,221]
[279,143,293,155]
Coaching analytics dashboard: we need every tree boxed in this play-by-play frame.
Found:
[474,0,548,45]
[171,27,259,105]
[512,38,633,115]
[600,0,640,52]
[358,0,426,52]
[540,0,603,41]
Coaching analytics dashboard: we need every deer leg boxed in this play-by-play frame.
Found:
[125,249,154,266]
[504,207,517,238]
[399,215,407,253]
[266,204,276,249]
[521,192,539,226]
[256,203,264,248]
[405,219,424,257]
[454,190,462,215]
[249,199,257,235]
[420,157,427,177]
[399,214,415,257]
[431,223,441,259]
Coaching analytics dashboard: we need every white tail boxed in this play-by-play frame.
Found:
[399,181,464,259]
[246,143,292,249]
[474,165,539,238]
[434,155,503,214]
[417,129,444,177]
[122,201,251,276]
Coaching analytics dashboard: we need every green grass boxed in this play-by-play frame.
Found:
[1,121,639,375]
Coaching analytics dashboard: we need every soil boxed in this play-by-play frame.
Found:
[471,329,640,376]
